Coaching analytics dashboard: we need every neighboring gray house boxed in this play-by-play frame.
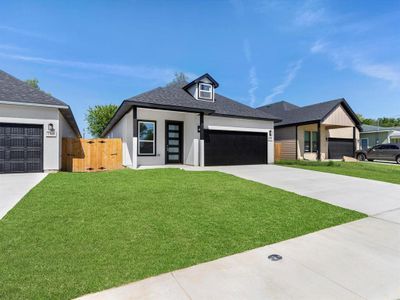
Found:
[102,74,279,168]
[0,70,80,173]
[258,99,362,160]
[360,125,400,149]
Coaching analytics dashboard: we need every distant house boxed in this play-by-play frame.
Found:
[0,70,80,173]
[258,99,362,160]
[360,125,400,149]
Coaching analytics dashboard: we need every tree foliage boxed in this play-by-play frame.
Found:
[25,78,40,89]
[166,72,189,87]
[25,78,52,95]
[357,114,400,127]
[85,105,118,137]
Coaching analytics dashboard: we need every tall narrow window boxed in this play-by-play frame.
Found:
[312,131,318,153]
[138,121,156,155]
[304,131,311,152]
[304,131,318,153]
[198,83,213,100]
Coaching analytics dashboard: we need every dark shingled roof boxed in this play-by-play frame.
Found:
[0,69,81,137]
[102,83,280,136]
[259,101,299,117]
[257,98,361,128]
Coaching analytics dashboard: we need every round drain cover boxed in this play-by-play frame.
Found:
[268,254,282,261]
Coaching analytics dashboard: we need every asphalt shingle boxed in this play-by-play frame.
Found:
[0,69,80,137]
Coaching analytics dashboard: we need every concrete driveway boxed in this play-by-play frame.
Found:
[77,165,400,300]
[0,173,47,219]
[209,164,400,218]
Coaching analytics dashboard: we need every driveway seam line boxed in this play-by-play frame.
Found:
[171,272,192,300]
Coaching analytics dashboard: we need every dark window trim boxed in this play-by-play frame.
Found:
[137,119,157,156]
[304,130,318,153]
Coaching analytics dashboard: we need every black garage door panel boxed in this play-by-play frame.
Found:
[328,138,354,159]
[204,130,267,166]
[0,123,43,173]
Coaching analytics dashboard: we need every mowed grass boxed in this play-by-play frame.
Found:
[277,160,400,185]
[0,169,365,299]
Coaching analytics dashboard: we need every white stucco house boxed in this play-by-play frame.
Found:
[0,69,81,173]
[102,74,279,168]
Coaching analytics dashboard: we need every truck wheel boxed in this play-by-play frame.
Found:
[357,153,366,161]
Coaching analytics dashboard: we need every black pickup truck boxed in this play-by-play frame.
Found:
[355,144,400,164]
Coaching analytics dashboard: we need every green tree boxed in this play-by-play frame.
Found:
[357,113,400,127]
[25,78,40,89]
[85,104,118,137]
[166,72,189,87]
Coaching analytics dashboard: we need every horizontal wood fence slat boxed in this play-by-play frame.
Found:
[62,138,122,172]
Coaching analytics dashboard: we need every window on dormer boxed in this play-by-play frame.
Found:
[199,83,213,100]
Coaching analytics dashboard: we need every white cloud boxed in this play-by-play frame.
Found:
[310,39,326,54]
[243,39,252,62]
[353,60,400,86]
[0,44,26,51]
[248,66,259,106]
[310,40,400,85]
[294,0,327,27]
[263,59,303,104]
[0,52,196,83]
[0,25,58,42]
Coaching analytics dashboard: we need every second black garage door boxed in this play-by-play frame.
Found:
[328,138,354,159]
[0,123,43,173]
[204,130,267,166]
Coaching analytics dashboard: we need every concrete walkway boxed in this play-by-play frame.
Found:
[76,165,400,299]
[209,164,400,217]
[77,217,400,300]
[0,173,47,219]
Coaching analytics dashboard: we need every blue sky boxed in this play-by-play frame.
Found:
[1,0,400,134]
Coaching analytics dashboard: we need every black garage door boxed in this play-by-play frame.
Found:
[0,123,43,173]
[328,138,354,159]
[204,130,267,166]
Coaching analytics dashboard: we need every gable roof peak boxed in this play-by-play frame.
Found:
[183,73,219,90]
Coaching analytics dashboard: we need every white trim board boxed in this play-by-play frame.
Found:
[0,100,69,109]
[206,125,269,133]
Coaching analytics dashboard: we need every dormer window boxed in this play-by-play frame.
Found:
[199,83,213,100]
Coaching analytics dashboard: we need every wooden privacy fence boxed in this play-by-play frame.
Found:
[274,143,282,161]
[62,138,122,172]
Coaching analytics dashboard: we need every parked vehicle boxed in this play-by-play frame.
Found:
[355,144,400,164]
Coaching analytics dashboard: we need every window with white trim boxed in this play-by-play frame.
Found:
[304,131,318,153]
[138,121,156,155]
[198,83,213,100]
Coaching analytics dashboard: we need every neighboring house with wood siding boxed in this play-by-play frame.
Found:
[257,99,361,160]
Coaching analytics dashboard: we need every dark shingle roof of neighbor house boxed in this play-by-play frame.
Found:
[0,70,81,137]
[361,124,400,132]
[257,98,361,128]
[102,79,280,136]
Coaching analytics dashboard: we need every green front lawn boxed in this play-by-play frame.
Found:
[0,169,364,299]
[277,160,400,184]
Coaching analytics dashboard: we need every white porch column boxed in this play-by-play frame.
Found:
[199,112,205,167]
[199,139,205,167]
[193,138,199,166]
[132,137,138,168]
[132,106,138,169]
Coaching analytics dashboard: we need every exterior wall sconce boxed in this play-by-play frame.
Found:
[46,123,57,137]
